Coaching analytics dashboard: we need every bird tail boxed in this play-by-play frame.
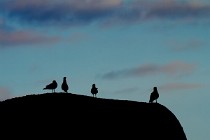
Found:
[149,99,152,103]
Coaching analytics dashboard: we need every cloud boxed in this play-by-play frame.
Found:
[100,61,195,80]
[0,18,13,32]
[136,0,210,20]
[168,39,206,52]
[68,0,122,10]
[0,18,4,26]
[159,82,204,91]
[28,64,40,73]
[1,0,210,26]
[0,87,13,101]
[0,0,122,26]
[161,61,195,75]
[0,29,60,47]
[114,87,139,94]
[67,32,89,43]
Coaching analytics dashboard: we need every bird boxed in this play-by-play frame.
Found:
[43,80,58,93]
[91,84,98,97]
[149,87,159,103]
[61,77,69,93]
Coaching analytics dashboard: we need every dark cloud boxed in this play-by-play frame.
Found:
[0,18,14,31]
[1,0,210,26]
[100,61,195,80]
[0,0,122,26]
[143,1,210,19]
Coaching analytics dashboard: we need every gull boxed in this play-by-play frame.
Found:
[43,80,58,93]
[91,84,98,97]
[149,87,159,103]
[61,77,69,93]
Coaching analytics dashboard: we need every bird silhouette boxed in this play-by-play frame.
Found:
[61,77,69,93]
[149,87,159,103]
[91,84,98,97]
[43,80,58,93]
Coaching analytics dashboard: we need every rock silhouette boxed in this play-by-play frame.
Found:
[61,77,69,93]
[149,87,159,103]
[0,93,187,140]
[43,80,57,93]
[91,84,98,97]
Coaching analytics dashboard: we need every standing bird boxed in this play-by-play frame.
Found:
[61,77,69,93]
[91,84,98,97]
[149,87,159,103]
[43,80,58,93]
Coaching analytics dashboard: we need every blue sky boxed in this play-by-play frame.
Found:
[0,0,210,139]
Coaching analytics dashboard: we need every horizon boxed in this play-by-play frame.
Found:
[1,0,210,140]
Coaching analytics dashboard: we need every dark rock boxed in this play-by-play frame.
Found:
[0,93,187,139]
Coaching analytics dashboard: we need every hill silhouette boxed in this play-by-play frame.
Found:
[0,93,187,139]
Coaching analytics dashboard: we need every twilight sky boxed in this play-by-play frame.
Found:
[0,0,210,139]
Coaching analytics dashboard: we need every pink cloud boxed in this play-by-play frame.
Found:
[159,82,204,91]
[114,87,139,94]
[0,18,4,25]
[28,64,40,73]
[0,87,13,101]
[67,32,89,43]
[0,30,60,46]
[67,0,122,11]
[160,61,195,76]
[167,39,205,52]
[101,61,195,79]
[6,0,45,9]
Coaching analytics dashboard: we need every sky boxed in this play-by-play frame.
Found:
[0,0,210,139]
